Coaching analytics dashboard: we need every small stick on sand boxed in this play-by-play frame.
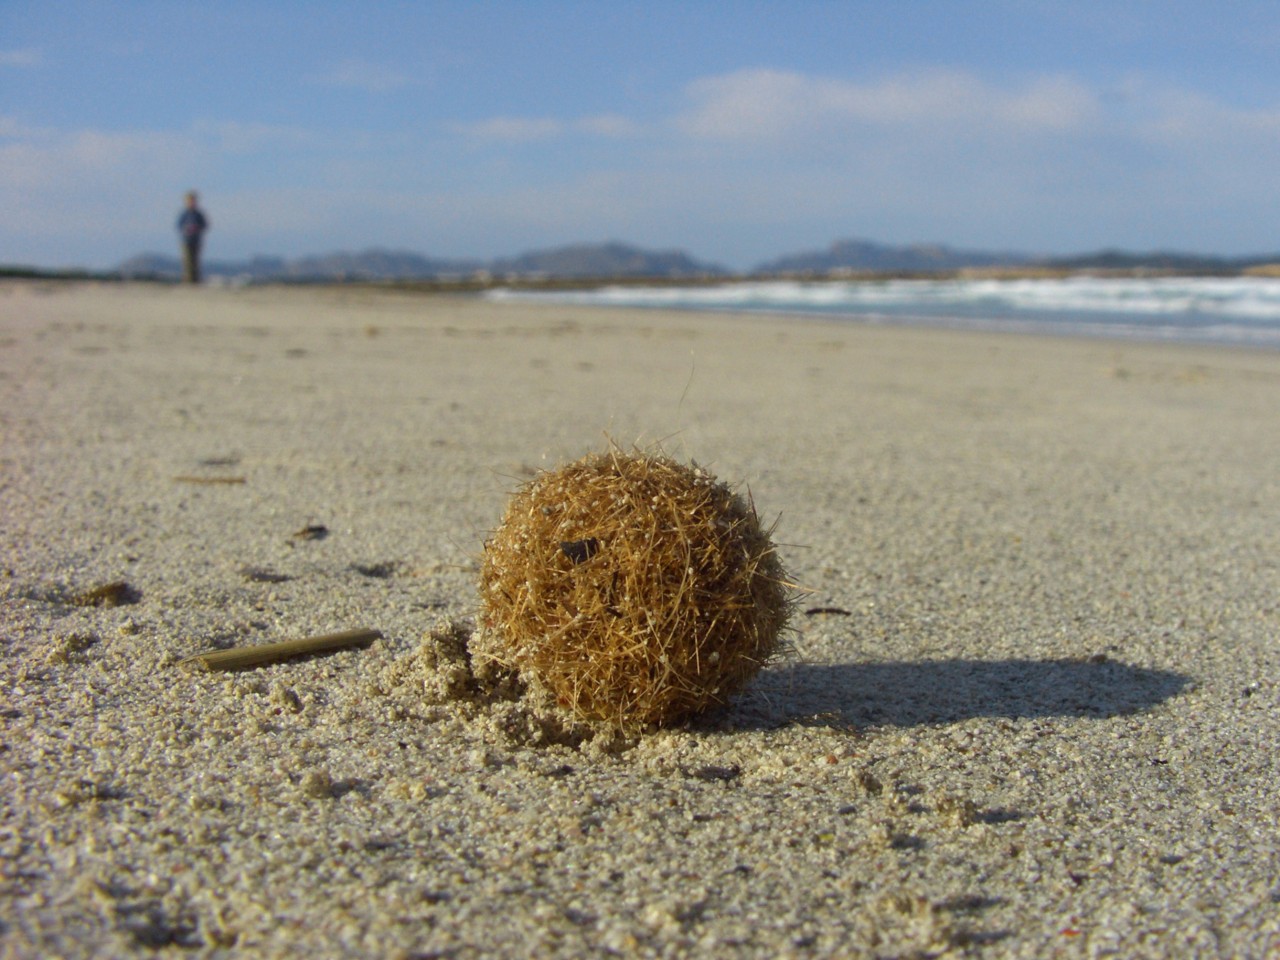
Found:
[180,628,382,671]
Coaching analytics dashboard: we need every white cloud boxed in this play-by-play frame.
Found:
[575,114,642,138]
[1002,75,1098,130]
[193,120,319,154]
[1121,77,1280,144]
[0,126,197,193]
[677,67,1098,141]
[459,117,565,142]
[0,48,42,68]
[459,112,642,143]
[311,58,413,93]
[0,115,49,139]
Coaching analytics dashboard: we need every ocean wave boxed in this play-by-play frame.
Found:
[487,277,1280,346]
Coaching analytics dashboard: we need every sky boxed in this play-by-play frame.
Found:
[3,1,1280,271]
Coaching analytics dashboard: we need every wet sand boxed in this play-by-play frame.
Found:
[2,281,1278,957]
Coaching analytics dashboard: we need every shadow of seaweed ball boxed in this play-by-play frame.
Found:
[479,450,791,730]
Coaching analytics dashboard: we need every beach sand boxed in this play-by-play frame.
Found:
[2,281,1278,958]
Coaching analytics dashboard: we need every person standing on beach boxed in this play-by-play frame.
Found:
[176,190,209,283]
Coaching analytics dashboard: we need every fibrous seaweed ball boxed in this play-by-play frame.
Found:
[479,450,790,729]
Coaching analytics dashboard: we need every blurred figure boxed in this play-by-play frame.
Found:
[176,190,209,283]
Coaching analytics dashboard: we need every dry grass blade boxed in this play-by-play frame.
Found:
[180,628,382,671]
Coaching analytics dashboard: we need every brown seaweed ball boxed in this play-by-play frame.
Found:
[479,450,790,730]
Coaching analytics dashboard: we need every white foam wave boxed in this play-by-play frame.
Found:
[487,277,1280,345]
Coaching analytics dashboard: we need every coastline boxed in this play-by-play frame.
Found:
[3,282,1278,957]
[484,274,1280,350]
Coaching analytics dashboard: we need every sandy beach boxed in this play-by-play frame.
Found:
[2,281,1278,958]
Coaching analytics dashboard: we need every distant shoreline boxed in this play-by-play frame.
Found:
[6,261,1280,291]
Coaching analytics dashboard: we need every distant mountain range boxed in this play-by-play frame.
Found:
[750,239,1280,276]
[116,242,728,282]
[753,238,1031,274]
[102,237,1280,283]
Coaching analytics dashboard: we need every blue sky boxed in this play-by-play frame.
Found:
[3,1,1280,270]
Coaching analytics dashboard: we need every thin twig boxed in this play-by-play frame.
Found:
[179,628,382,671]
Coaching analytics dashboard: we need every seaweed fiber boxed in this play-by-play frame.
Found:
[479,449,790,730]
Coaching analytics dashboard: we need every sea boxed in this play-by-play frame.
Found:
[486,275,1280,349]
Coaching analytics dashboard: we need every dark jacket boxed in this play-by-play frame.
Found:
[177,208,208,243]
